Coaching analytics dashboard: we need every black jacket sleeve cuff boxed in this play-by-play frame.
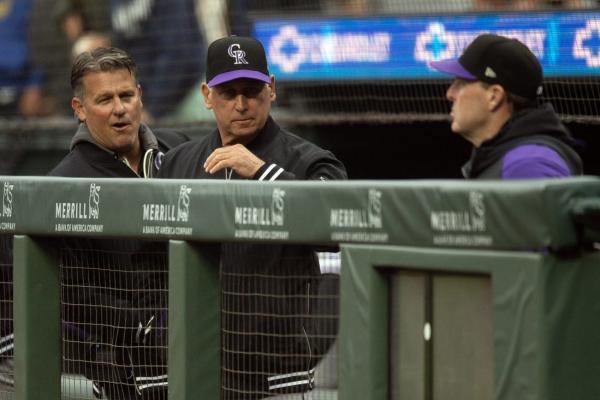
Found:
[254,163,286,181]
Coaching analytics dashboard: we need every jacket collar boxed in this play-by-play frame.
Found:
[462,103,575,178]
[70,122,160,155]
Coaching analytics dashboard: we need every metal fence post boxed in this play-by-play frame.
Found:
[168,240,220,399]
[13,235,60,400]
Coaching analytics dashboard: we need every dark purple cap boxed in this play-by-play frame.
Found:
[206,36,271,88]
[429,33,543,100]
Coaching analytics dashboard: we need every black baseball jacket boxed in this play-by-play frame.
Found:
[158,116,347,399]
[48,122,188,399]
[49,122,188,178]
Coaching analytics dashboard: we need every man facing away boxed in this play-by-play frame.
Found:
[158,36,347,399]
[47,46,187,399]
[430,33,583,179]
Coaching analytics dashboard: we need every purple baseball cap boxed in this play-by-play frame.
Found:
[206,36,271,88]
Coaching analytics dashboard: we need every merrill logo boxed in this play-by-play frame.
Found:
[177,185,192,222]
[235,188,286,227]
[2,182,13,218]
[330,189,383,229]
[367,189,382,229]
[88,183,101,219]
[469,191,485,231]
[430,191,486,232]
[55,183,101,220]
[271,188,285,226]
[142,184,191,223]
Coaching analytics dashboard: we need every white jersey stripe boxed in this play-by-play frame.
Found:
[136,374,168,382]
[0,343,14,355]
[0,334,14,346]
[270,167,284,181]
[258,164,277,181]
[268,377,314,390]
[267,367,316,382]
[138,381,169,390]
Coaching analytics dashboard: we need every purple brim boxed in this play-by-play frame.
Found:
[208,70,271,87]
[429,59,477,80]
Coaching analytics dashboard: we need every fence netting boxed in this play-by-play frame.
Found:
[220,243,339,399]
[60,238,169,400]
[0,0,595,128]
[0,236,340,399]
[0,236,14,397]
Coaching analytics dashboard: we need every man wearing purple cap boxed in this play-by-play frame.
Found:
[159,36,346,399]
[430,33,582,179]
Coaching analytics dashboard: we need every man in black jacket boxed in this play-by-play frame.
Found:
[46,47,187,399]
[50,46,188,178]
[158,36,347,399]
[430,34,582,179]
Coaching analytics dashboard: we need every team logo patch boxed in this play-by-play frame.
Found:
[228,43,249,65]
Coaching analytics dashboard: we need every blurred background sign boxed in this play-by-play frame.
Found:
[254,11,600,80]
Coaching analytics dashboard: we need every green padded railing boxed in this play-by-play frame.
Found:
[3,176,599,400]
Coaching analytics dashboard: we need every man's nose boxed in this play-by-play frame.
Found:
[234,94,248,110]
[113,98,126,114]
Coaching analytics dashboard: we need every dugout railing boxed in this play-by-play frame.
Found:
[1,176,600,400]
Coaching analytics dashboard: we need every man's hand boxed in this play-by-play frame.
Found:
[204,144,266,178]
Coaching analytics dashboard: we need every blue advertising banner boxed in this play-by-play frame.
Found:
[252,12,600,81]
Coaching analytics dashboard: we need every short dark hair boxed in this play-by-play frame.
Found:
[507,92,538,112]
[70,47,138,98]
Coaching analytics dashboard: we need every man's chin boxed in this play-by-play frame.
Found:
[111,142,136,155]
[230,128,259,142]
[450,122,461,134]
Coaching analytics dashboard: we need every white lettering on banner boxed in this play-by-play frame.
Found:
[0,222,15,231]
[140,185,192,236]
[142,204,176,222]
[429,191,491,246]
[235,207,273,226]
[430,211,477,232]
[234,230,290,240]
[330,231,389,243]
[330,209,369,228]
[55,203,89,219]
[232,188,288,241]
[142,225,194,235]
[54,183,101,222]
[269,25,391,73]
[329,189,387,243]
[53,223,104,233]
[414,22,546,65]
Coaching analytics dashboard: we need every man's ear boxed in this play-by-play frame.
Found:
[201,83,212,109]
[488,84,506,112]
[71,97,85,121]
[268,76,276,101]
[137,84,143,106]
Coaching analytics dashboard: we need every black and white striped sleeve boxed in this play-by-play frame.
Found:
[254,163,295,181]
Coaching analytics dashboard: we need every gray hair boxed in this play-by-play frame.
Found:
[70,47,138,98]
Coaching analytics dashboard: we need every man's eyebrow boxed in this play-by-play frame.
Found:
[93,91,113,100]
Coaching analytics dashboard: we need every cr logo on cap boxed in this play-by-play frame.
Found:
[228,44,248,65]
